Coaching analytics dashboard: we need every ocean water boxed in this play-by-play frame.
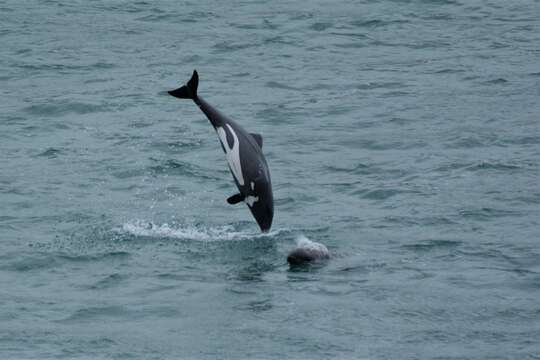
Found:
[1,0,539,358]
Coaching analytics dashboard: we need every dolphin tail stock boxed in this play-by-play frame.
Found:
[168,70,199,100]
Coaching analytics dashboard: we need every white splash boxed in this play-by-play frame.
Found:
[120,220,279,242]
[295,235,329,255]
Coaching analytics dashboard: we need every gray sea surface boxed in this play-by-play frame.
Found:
[1,0,539,359]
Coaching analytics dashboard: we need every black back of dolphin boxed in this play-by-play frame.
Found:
[168,70,274,232]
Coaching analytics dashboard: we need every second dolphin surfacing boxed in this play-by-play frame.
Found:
[168,70,274,232]
[287,236,330,265]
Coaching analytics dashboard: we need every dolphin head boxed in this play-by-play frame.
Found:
[287,247,330,265]
[249,178,273,232]
[287,237,330,265]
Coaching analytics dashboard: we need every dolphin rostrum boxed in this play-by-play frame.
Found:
[168,70,274,232]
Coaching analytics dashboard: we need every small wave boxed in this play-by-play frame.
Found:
[356,81,406,90]
[433,68,466,74]
[89,273,127,290]
[500,135,540,146]
[58,251,130,263]
[1,251,129,272]
[36,147,61,158]
[465,161,521,171]
[483,78,509,85]
[2,254,58,272]
[23,102,104,116]
[147,159,222,180]
[329,32,370,40]
[121,220,282,242]
[212,41,256,53]
[436,160,526,173]
[458,207,521,220]
[445,135,493,149]
[61,305,128,322]
[150,138,203,154]
[136,12,200,23]
[359,188,417,200]
[16,62,115,72]
[324,163,371,175]
[310,22,333,31]
[265,81,301,91]
[350,19,409,28]
[402,239,462,252]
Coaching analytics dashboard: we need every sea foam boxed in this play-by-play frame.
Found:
[121,219,281,242]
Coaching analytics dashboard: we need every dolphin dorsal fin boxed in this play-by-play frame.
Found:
[250,133,263,148]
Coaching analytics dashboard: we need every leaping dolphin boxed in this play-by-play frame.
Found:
[168,70,274,232]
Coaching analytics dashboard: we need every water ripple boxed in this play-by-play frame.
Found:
[23,101,104,116]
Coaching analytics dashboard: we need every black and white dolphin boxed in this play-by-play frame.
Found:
[168,70,274,232]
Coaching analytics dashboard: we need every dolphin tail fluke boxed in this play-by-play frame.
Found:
[168,70,199,100]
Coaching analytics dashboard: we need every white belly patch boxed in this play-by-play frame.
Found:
[245,195,259,207]
[216,124,244,186]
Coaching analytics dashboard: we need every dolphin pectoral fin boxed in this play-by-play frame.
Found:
[227,193,245,205]
[250,133,263,148]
